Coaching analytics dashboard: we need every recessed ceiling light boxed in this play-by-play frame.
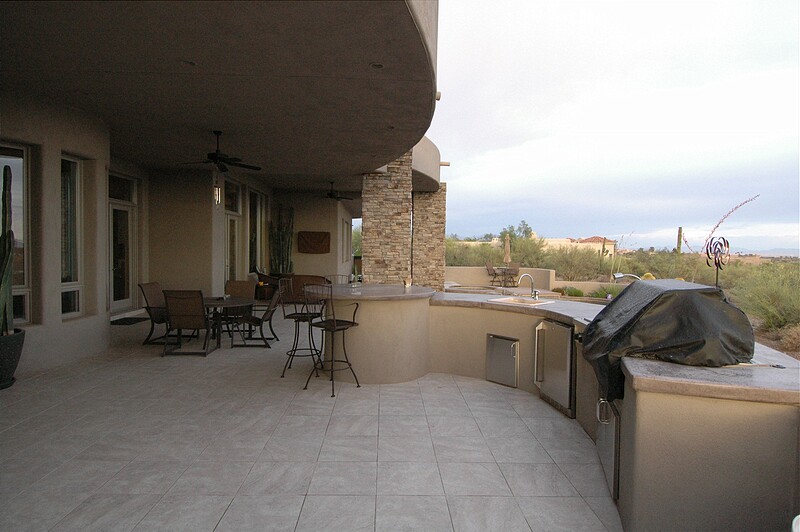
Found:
[369,62,384,70]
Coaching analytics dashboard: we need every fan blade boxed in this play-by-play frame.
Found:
[216,162,228,172]
[227,161,261,171]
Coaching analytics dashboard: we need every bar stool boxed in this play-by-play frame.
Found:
[303,284,360,397]
[279,277,323,378]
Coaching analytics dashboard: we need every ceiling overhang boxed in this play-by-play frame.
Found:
[1,0,437,191]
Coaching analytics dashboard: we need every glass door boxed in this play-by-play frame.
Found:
[109,204,134,312]
[226,215,239,283]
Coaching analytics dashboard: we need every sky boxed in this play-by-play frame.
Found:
[424,0,799,254]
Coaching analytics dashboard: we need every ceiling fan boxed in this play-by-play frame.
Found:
[185,130,261,172]
[325,181,354,201]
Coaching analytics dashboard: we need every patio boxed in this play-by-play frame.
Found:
[0,315,622,531]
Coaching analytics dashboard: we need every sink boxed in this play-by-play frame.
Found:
[488,297,554,306]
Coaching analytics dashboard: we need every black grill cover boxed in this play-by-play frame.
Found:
[582,279,754,401]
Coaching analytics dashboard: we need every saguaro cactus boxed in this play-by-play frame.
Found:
[0,166,14,335]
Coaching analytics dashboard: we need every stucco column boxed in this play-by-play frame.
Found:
[361,151,412,284]
[412,182,446,291]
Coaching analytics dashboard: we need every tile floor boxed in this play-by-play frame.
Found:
[0,315,623,531]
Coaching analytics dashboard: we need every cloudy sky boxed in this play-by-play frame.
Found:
[425,0,799,253]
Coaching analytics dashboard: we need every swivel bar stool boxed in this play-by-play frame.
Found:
[279,277,323,378]
[303,283,360,397]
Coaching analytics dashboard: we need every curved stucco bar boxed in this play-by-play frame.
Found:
[324,284,434,384]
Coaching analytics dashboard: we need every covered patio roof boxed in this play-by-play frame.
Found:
[1,0,438,194]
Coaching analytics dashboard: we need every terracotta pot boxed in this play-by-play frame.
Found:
[0,328,25,390]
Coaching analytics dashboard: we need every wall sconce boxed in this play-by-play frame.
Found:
[213,184,222,205]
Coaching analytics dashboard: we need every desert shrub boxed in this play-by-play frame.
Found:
[445,238,502,266]
[589,284,625,299]
[780,324,800,353]
[561,286,584,297]
[729,262,800,330]
[545,247,609,281]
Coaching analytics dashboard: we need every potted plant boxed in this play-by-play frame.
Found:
[0,165,25,389]
[268,205,294,276]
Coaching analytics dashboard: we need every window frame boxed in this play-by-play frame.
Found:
[0,143,31,324]
[60,155,83,318]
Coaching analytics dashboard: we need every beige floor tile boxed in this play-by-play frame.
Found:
[448,495,531,532]
[427,415,482,437]
[308,461,377,495]
[439,462,511,496]
[50,493,160,532]
[296,495,375,532]
[98,460,191,494]
[326,415,379,436]
[239,461,315,495]
[432,435,494,462]
[216,495,304,531]
[378,435,435,462]
[259,436,323,462]
[320,435,378,461]
[376,495,452,531]
[168,461,253,496]
[499,463,578,497]
[132,494,232,531]
[377,462,444,495]
[485,437,553,464]
[516,496,606,532]
[378,415,430,436]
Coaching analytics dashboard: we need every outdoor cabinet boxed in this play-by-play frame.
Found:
[485,334,519,388]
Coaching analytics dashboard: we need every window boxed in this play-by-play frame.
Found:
[224,180,240,213]
[248,191,266,272]
[61,157,81,316]
[342,219,352,261]
[0,144,29,323]
[108,174,135,203]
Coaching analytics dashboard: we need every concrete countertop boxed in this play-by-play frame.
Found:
[430,292,603,328]
[328,284,435,301]
[432,292,800,406]
[622,350,800,405]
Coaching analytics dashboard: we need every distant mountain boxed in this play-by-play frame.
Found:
[731,247,799,258]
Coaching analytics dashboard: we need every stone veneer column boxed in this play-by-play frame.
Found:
[361,151,412,284]
[412,182,446,291]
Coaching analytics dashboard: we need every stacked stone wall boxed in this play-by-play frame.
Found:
[412,183,446,291]
[361,151,413,284]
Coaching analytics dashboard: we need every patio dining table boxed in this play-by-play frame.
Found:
[203,296,256,350]
[494,266,513,287]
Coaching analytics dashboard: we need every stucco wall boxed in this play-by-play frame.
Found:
[1,93,112,375]
[429,305,542,394]
[148,169,215,293]
[445,266,555,291]
[273,192,352,278]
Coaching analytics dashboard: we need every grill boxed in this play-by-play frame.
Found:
[582,279,754,401]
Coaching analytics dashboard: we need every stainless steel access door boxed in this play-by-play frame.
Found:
[535,320,574,416]
[486,334,519,388]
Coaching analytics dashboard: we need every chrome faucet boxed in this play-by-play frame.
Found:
[517,273,539,300]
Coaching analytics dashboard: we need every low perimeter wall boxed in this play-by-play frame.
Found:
[445,266,554,291]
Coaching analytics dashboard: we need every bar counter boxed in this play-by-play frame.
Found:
[323,284,435,384]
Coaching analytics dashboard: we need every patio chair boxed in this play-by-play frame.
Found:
[279,276,326,378]
[139,282,181,345]
[162,290,212,356]
[485,261,501,286]
[230,286,281,348]
[504,262,520,287]
[303,283,360,397]
[221,279,257,337]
